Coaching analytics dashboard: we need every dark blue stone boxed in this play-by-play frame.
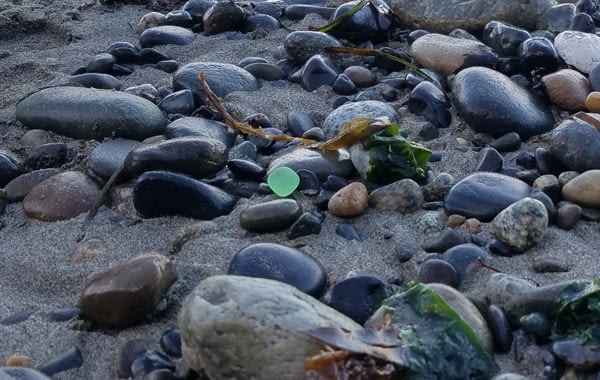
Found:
[287,110,317,137]
[328,0,380,41]
[133,170,237,219]
[139,26,196,49]
[227,159,265,181]
[136,48,171,65]
[160,328,182,358]
[164,116,236,148]
[0,151,25,187]
[475,147,504,172]
[36,347,83,377]
[442,243,492,284]
[165,10,194,28]
[131,351,176,378]
[327,275,391,324]
[483,21,531,57]
[570,12,595,32]
[241,14,280,33]
[106,41,139,64]
[287,211,323,239]
[299,55,340,92]
[228,242,327,297]
[158,89,196,116]
[68,73,122,90]
[87,139,143,181]
[408,81,451,128]
[549,119,600,172]
[444,172,531,222]
[332,73,357,95]
[0,368,51,379]
[519,37,560,75]
[336,223,362,241]
[296,169,320,193]
[417,258,459,288]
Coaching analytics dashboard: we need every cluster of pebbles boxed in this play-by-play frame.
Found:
[4,0,600,378]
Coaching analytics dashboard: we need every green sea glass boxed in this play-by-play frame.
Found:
[267,166,300,197]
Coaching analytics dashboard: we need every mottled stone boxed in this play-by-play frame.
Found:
[173,62,259,100]
[368,179,424,213]
[178,275,361,379]
[80,253,176,328]
[22,171,99,222]
[491,198,548,253]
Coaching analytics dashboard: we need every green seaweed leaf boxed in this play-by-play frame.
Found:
[551,279,600,343]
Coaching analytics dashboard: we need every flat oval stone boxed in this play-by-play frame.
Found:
[173,62,259,99]
[326,275,391,324]
[87,139,143,181]
[452,67,554,139]
[164,116,236,148]
[410,33,498,76]
[442,243,492,284]
[562,169,600,207]
[322,100,400,139]
[23,171,99,221]
[243,62,285,81]
[68,73,122,90]
[123,137,228,179]
[417,258,459,288]
[267,147,354,180]
[549,118,600,172]
[491,197,548,253]
[24,142,68,170]
[239,198,303,232]
[16,87,166,140]
[79,253,176,328]
[228,243,326,297]
[554,30,600,74]
[0,150,25,187]
[542,69,590,111]
[133,170,237,219]
[4,168,62,202]
[139,25,196,49]
[158,89,196,115]
[328,182,368,217]
[444,172,532,222]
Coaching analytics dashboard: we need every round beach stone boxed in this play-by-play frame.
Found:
[87,139,143,181]
[202,1,245,35]
[549,118,600,172]
[297,54,340,92]
[23,171,99,222]
[4,168,61,202]
[138,12,166,31]
[562,169,600,207]
[491,197,548,253]
[239,199,303,233]
[284,31,342,64]
[133,170,237,219]
[123,137,228,179]
[79,253,176,328]
[585,91,600,112]
[15,87,166,140]
[178,275,361,380]
[452,67,554,139]
[410,33,498,76]
[368,179,423,213]
[228,243,326,297]
[482,21,530,57]
[542,69,590,111]
[164,116,236,148]
[321,100,401,139]
[442,243,492,284]
[173,62,260,99]
[326,275,390,325]
[556,202,582,230]
[139,25,196,49]
[444,172,532,222]
[408,81,451,128]
[328,182,368,217]
[554,30,600,74]
[267,147,354,180]
[158,89,195,115]
[417,258,459,288]
[519,36,560,74]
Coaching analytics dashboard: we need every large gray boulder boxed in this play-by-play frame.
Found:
[390,0,557,34]
[178,275,362,380]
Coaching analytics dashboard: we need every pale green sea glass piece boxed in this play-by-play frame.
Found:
[267,166,300,197]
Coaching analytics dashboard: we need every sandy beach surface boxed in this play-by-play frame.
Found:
[1,0,599,379]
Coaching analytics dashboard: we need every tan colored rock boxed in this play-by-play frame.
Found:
[79,253,176,328]
[5,354,32,368]
[585,91,600,112]
[542,69,590,111]
[562,169,600,207]
[328,182,368,217]
[410,33,497,76]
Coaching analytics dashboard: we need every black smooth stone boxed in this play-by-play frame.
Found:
[164,116,236,148]
[284,5,334,20]
[442,243,492,284]
[160,328,182,358]
[237,56,268,68]
[519,312,551,343]
[489,239,516,257]
[24,143,68,170]
[515,151,537,169]
[490,132,521,152]
[417,258,459,288]
[476,147,504,172]
[332,73,357,95]
[158,89,196,115]
[43,307,80,322]
[227,159,265,181]
[140,26,196,49]
[133,170,237,219]
[381,77,407,90]
[137,48,172,65]
[0,151,26,187]
[408,81,451,128]
[155,60,179,74]
[419,122,439,140]
[326,275,391,324]
[287,110,317,138]
[321,175,347,191]
[535,147,565,175]
[36,347,83,377]
[87,52,119,74]
[336,223,362,241]
[239,199,303,232]
[444,172,532,222]
[296,169,320,193]
[165,10,194,28]
[549,119,600,172]
[519,36,560,75]
[287,211,323,239]
[87,139,143,181]
[106,41,139,64]
[131,351,176,378]
[298,55,340,91]
[124,137,228,179]
[0,309,34,325]
[117,339,152,379]
[327,0,380,41]
[407,29,429,45]
[228,242,327,297]
[182,0,218,22]
[483,21,531,57]
[406,70,446,90]
[203,1,245,35]
[68,73,122,90]
[422,228,467,253]
[243,62,285,81]
[250,1,285,17]
[241,14,280,33]
[570,12,595,32]
[496,56,522,76]
[485,304,513,353]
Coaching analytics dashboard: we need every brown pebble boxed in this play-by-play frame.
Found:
[447,214,466,228]
[328,182,368,217]
[6,354,33,367]
[556,202,582,230]
[542,69,590,111]
[585,91,600,112]
[465,218,481,234]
